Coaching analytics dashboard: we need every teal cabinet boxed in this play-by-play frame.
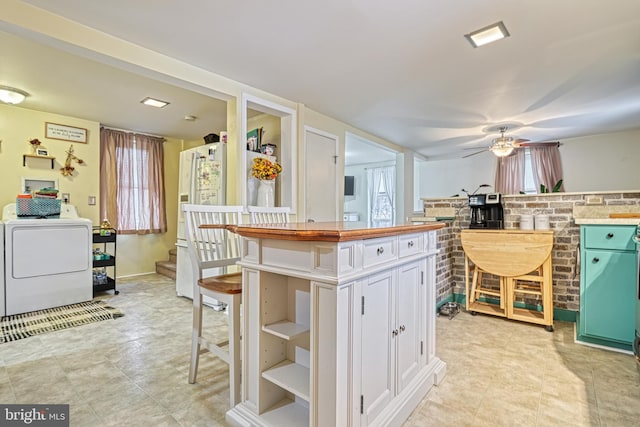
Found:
[579,225,637,349]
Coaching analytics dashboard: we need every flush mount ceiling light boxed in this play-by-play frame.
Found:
[490,127,515,157]
[465,21,510,48]
[141,97,169,108]
[0,86,29,104]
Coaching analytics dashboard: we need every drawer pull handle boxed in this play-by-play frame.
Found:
[606,233,614,239]
[593,257,600,263]
[377,247,384,255]
[408,241,414,248]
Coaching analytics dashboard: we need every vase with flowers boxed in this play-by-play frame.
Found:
[29,138,41,154]
[251,157,282,207]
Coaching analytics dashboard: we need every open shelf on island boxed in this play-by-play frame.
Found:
[262,320,310,340]
[260,398,309,427]
[261,360,310,402]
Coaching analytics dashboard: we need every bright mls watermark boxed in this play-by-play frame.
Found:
[1,405,69,426]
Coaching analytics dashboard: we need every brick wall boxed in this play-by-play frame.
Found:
[425,191,640,311]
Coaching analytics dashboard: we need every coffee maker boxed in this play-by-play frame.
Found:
[468,192,504,229]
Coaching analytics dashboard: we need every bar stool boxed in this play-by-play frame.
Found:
[507,263,554,331]
[247,206,291,224]
[468,263,506,311]
[183,204,244,407]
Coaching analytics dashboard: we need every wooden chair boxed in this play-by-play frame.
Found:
[183,203,244,407]
[247,206,291,224]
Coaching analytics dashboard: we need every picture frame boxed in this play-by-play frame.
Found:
[36,148,49,156]
[45,122,88,143]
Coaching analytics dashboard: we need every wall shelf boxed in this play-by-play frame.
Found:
[23,154,56,168]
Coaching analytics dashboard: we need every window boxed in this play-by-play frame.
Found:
[522,149,536,194]
[100,128,167,234]
[367,166,395,227]
[495,145,563,194]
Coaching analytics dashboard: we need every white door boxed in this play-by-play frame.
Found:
[304,127,338,222]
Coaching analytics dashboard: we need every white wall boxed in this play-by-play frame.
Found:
[344,165,368,220]
[418,128,640,197]
[419,153,496,198]
[561,128,640,191]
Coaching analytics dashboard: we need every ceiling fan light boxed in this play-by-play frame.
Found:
[0,86,28,104]
[465,21,510,48]
[490,145,514,157]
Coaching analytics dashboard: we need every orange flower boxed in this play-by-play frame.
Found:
[251,157,282,180]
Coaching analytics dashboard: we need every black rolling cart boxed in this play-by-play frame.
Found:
[92,227,119,295]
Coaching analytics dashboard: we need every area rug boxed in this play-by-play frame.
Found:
[0,300,124,343]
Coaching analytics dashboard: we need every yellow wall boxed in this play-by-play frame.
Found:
[0,104,100,222]
[0,104,199,277]
[1,4,414,276]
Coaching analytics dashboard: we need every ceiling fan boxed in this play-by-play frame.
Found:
[463,126,559,158]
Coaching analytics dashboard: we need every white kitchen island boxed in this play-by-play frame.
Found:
[226,221,447,427]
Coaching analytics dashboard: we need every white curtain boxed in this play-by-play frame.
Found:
[367,166,396,227]
[382,166,395,219]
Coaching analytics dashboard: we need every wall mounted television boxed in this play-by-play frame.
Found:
[344,175,355,196]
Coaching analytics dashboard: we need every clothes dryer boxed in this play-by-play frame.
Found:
[3,203,92,315]
[0,221,4,317]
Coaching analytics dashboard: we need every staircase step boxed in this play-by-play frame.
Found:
[156,260,177,280]
[169,248,177,263]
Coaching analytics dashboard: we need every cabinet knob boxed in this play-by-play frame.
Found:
[399,325,406,332]
[408,241,414,248]
[377,247,384,255]
[606,233,614,239]
[392,329,398,337]
[592,257,600,263]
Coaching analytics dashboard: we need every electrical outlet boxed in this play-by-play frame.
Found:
[88,196,96,205]
[62,193,70,203]
[586,196,603,205]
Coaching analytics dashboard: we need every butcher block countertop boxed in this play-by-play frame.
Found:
[230,221,445,242]
[573,205,640,225]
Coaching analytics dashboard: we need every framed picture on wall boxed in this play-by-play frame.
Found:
[36,148,49,156]
[45,122,88,143]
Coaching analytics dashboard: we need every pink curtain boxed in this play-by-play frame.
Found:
[529,145,564,192]
[494,150,525,194]
[100,128,167,234]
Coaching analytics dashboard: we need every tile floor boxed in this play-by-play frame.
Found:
[0,274,638,426]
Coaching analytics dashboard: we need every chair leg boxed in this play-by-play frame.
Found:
[228,295,242,407]
[188,292,203,384]
[470,267,479,303]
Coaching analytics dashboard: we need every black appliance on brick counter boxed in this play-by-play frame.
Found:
[469,192,504,229]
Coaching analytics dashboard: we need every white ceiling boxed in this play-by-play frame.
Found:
[3,0,640,160]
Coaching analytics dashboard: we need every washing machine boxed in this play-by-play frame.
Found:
[3,203,92,315]
[0,221,4,317]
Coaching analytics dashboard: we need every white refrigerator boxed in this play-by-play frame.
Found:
[175,143,230,302]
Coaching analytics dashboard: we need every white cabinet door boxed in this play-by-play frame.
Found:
[360,269,395,425]
[396,260,422,393]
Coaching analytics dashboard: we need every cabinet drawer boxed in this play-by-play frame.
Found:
[583,225,636,251]
[363,236,397,268]
[398,233,422,258]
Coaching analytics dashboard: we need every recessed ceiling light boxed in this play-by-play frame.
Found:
[465,21,510,48]
[141,97,169,108]
[0,86,29,104]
